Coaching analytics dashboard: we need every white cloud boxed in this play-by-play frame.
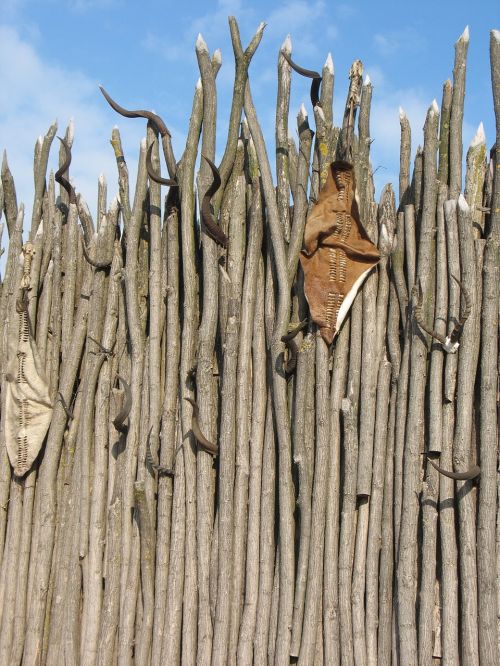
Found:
[142,0,256,65]
[2,0,24,11]
[325,24,339,41]
[68,0,115,10]
[0,25,168,233]
[373,28,425,57]
[335,3,358,20]
[264,0,326,56]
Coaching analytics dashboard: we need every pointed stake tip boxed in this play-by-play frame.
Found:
[196,33,208,52]
[315,105,326,121]
[281,34,292,53]
[458,193,469,211]
[470,121,485,147]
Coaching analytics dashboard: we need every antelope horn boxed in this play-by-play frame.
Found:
[283,339,298,379]
[99,85,171,137]
[146,143,177,187]
[55,137,77,204]
[145,427,174,477]
[199,155,228,248]
[448,274,472,344]
[281,50,322,108]
[424,453,480,481]
[184,397,218,456]
[113,375,132,434]
[413,281,446,344]
[81,234,113,270]
[281,319,308,343]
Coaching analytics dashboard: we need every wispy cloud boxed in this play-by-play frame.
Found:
[142,0,256,65]
[142,0,335,68]
[0,25,142,224]
[68,0,116,10]
[335,3,358,20]
[263,0,340,58]
[373,28,426,57]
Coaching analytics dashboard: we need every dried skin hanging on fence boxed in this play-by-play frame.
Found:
[300,160,380,344]
[5,244,52,477]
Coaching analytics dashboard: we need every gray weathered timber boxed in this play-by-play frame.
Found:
[0,24,495,666]
[454,197,481,666]
[275,37,292,242]
[475,30,500,666]
[397,101,439,666]
[449,27,469,199]
[195,40,219,666]
[399,108,411,208]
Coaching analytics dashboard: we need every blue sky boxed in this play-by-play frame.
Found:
[1,0,498,225]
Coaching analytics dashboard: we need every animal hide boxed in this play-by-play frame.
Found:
[300,160,380,344]
[4,291,52,477]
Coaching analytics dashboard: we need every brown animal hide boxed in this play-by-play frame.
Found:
[300,160,380,344]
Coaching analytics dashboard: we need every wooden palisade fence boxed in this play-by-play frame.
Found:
[0,17,498,665]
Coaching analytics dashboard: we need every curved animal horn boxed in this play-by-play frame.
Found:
[424,453,480,481]
[184,397,218,455]
[146,143,177,187]
[413,281,447,345]
[281,319,308,343]
[448,274,472,344]
[145,427,174,477]
[55,137,76,204]
[113,375,132,433]
[200,155,228,248]
[99,85,171,137]
[81,233,113,270]
[281,50,322,108]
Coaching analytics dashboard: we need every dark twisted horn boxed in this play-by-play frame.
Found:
[113,375,132,433]
[281,319,308,343]
[283,339,298,379]
[184,397,218,456]
[55,137,76,204]
[281,50,322,108]
[281,320,308,380]
[200,155,228,248]
[146,143,177,187]
[424,453,480,480]
[145,427,174,477]
[448,274,472,343]
[81,233,113,270]
[57,392,74,421]
[413,281,446,344]
[99,85,171,137]
[87,335,114,356]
